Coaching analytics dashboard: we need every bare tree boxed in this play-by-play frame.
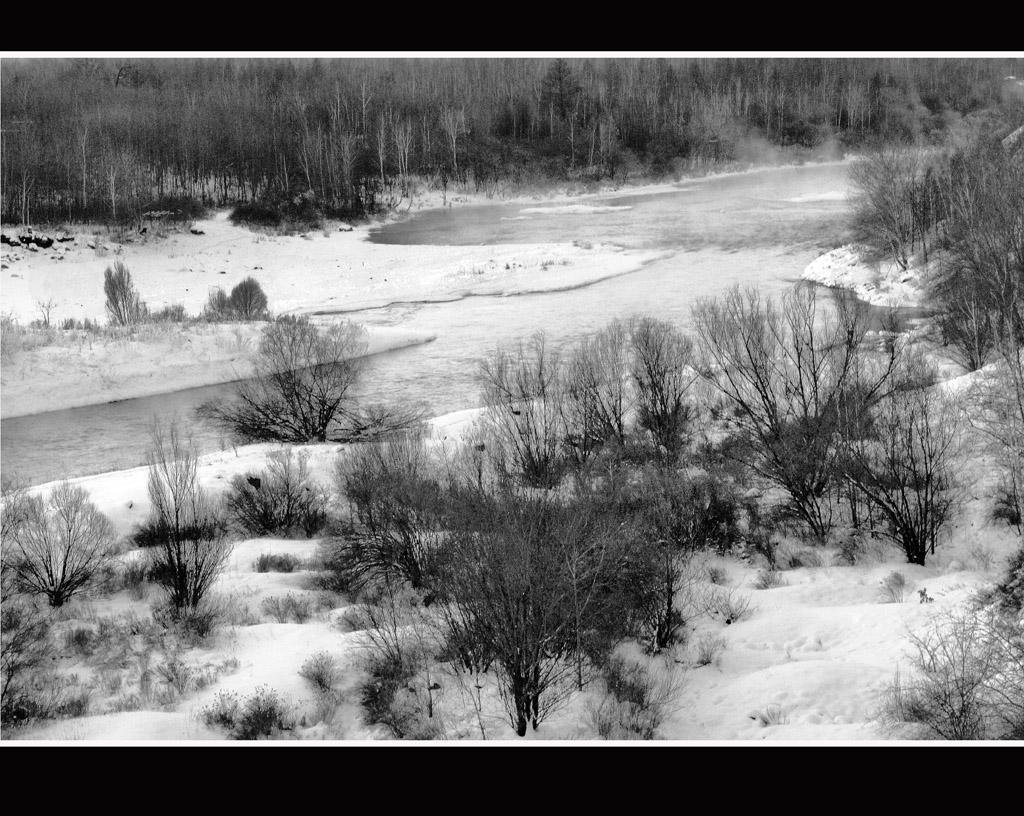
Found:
[963,331,1024,535]
[628,316,698,455]
[142,420,231,613]
[200,316,368,443]
[692,283,894,541]
[391,113,414,197]
[437,489,623,737]
[561,319,632,466]
[938,140,1024,347]
[333,428,444,590]
[1,587,53,723]
[439,106,467,182]
[35,298,56,329]
[103,261,147,327]
[2,481,117,607]
[850,145,932,271]
[840,376,962,566]
[478,331,566,489]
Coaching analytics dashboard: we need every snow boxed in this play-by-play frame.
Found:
[800,244,930,308]
[2,170,1021,745]
[518,204,634,214]
[1,192,662,419]
[5,410,1018,745]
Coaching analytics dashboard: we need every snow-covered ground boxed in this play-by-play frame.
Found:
[1,188,663,419]
[801,243,931,308]
[6,427,1018,744]
[2,170,1021,744]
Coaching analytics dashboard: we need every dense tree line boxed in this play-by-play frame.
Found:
[3,56,1022,225]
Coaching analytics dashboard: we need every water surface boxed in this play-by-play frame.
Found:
[2,163,856,486]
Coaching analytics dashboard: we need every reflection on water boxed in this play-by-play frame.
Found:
[2,163,858,487]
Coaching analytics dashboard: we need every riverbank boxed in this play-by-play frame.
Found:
[0,323,436,421]
[800,243,931,308]
[2,159,854,421]
[1,196,671,421]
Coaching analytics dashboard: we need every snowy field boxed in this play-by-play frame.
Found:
[2,171,1021,744]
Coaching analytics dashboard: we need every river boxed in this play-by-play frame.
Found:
[1,162,856,487]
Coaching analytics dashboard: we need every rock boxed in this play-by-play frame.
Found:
[190,227,205,235]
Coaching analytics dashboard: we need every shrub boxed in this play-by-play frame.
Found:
[632,466,743,555]
[695,633,727,668]
[152,601,222,645]
[310,535,361,595]
[752,702,788,727]
[260,593,313,624]
[832,527,863,566]
[561,319,631,466]
[148,303,188,323]
[254,552,301,573]
[103,261,147,327]
[702,585,755,624]
[119,559,150,600]
[358,649,420,738]
[140,420,232,613]
[752,568,787,590]
[230,201,282,228]
[991,480,1023,531]
[155,656,195,698]
[54,685,92,719]
[879,570,907,604]
[199,316,368,443]
[200,686,292,740]
[336,430,444,589]
[299,651,341,695]
[225,448,328,538]
[3,481,118,607]
[63,626,97,656]
[777,545,824,570]
[882,607,1024,740]
[1,313,22,364]
[978,543,1024,614]
[628,316,699,455]
[0,595,53,726]
[587,654,683,740]
[204,287,233,321]
[229,277,269,320]
[201,690,241,732]
[478,331,567,489]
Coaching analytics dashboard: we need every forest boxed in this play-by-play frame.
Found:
[2,55,1023,742]
[3,55,1023,226]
